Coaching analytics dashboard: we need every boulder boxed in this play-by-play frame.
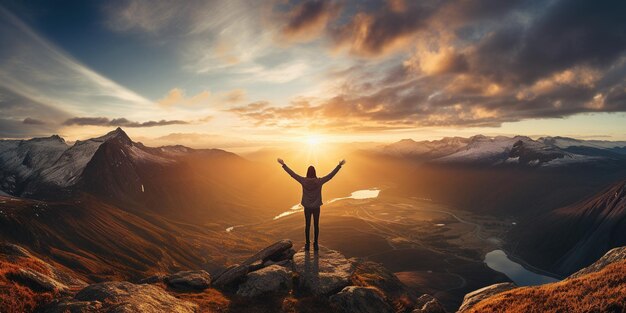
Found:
[7,269,68,293]
[242,239,293,266]
[164,270,211,291]
[457,282,517,312]
[568,246,626,279]
[414,294,437,309]
[329,286,394,313]
[351,261,416,310]
[293,246,354,296]
[213,264,249,288]
[412,298,446,313]
[237,265,293,297]
[266,248,296,262]
[47,281,198,313]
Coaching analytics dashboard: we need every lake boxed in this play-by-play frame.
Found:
[484,250,559,286]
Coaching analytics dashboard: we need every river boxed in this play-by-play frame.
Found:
[226,188,380,232]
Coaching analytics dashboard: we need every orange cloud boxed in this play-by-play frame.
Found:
[157,88,211,107]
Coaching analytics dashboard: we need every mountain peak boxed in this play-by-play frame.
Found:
[98,127,132,144]
[28,134,66,144]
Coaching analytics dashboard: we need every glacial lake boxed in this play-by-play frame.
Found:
[484,250,559,286]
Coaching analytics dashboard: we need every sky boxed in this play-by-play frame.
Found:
[1,0,625,149]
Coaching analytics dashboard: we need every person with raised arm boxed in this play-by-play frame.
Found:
[278,158,345,251]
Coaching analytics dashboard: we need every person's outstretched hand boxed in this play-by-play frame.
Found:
[277,158,285,165]
[339,159,346,166]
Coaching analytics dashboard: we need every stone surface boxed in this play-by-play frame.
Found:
[43,300,102,313]
[213,264,249,287]
[352,261,416,311]
[414,294,437,309]
[329,286,394,313]
[237,265,293,297]
[457,282,517,312]
[48,281,198,313]
[242,239,293,266]
[293,246,354,296]
[263,259,293,268]
[138,274,165,284]
[7,269,68,293]
[267,248,296,262]
[412,298,446,313]
[164,270,211,291]
[568,246,626,279]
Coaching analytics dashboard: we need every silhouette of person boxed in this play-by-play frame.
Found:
[278,158,345,251]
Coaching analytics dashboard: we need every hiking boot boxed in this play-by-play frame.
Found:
[313,242,319,251]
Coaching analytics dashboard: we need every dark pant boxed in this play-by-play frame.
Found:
[304,206,320,244]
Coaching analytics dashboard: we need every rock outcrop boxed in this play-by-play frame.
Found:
[329,286,394,313]
[6,269,69,293]
[413,294,447,313]
[3,240,444,313]
[164,270,212,291]
[237,264,292,297]
[213,240,294,289]
[46,281,198,313]
[293,246,355,296]
[457,282,516,312]
[242,239,293,266]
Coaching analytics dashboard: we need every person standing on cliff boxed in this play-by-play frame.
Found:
[277,158,345,251]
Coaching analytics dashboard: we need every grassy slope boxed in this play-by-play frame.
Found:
[467,260,626,313]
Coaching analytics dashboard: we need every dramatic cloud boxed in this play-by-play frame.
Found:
[2,0,626,140]
[226,0,626,131]
[63,117,189,128]
[280,0,340,42]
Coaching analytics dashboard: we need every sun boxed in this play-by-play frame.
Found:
[306,135,322,146]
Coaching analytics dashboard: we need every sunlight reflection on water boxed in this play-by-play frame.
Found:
[272,188,380,220]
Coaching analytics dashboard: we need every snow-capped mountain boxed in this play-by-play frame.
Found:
[0,128,259,223]
[380,137,469,159]
[376,135,626,167]
[0,135,68,194]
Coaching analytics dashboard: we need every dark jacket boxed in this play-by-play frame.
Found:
[282,164,342,208]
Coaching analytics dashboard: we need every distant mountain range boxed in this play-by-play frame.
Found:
[0,128,262,223]
[376,135,626,167]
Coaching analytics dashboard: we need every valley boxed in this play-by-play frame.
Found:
[227,188,544,310]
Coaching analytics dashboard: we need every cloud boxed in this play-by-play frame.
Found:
[226,0,626,130]
[0,86,71,138]
[22,117,46,125]
[280,0,340,42]
[328,1,443,57]
[223,89,247,103]
[157,88,211,107]
[62,117,189,128]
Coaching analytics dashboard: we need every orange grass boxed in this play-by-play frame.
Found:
[0,258,56,313]
[467,260,626,313]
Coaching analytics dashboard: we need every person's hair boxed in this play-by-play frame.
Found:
[306,165,317,178]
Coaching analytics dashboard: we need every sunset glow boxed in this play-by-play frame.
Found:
[0,1,625,148]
